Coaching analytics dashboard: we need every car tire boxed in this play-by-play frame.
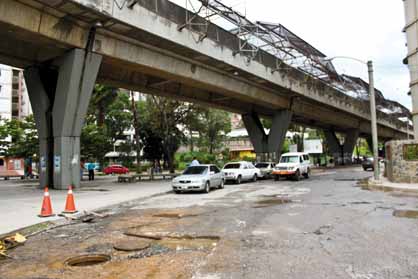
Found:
[252,174,257,182]
[174,190,180,194]
[303,168,310,179]
[236,175,242,184]
[274,175,280,181]
[219,179,225,189]
[363,166,367,171]
[294,170,301,181]
[204,181,210,193]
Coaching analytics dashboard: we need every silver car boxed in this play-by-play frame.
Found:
[172,165,225,194]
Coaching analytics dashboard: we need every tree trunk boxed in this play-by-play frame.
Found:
[130,91,141,174]
[190,128,194,152]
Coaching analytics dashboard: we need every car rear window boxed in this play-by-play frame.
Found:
[224,163,241,169]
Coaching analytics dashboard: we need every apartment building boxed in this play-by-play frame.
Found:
[0,64,31,120]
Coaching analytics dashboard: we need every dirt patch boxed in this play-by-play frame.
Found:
[393,209,418,219]
[0,207,218,279]
[152,212,199,219]
[157,236,219,251]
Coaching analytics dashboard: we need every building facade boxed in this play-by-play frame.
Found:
[0,64,31,120]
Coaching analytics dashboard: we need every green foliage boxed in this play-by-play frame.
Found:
[81,86,132,165]
[0,115,38,158]
[197,109,231,154]
[175,150,231,170]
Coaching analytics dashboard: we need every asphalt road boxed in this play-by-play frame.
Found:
[1,166,418,279]
[132,166,418,278]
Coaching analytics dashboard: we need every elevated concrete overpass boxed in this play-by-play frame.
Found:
[0,0,410,188]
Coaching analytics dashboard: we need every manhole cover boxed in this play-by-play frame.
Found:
[65,254,110,267]
[113,239,152,252]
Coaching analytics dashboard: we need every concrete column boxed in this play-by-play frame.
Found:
[242,110,292,161]
[324,129,358,165]
[25,49,102,189]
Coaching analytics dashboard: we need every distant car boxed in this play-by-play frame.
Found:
[362,157,374,171]
[172,165,224,194]
[222,161,261,184]
[272,152,311,181]
[104,164,129,175]
[255,162,275,179]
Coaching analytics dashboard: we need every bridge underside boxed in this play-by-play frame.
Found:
[0,8,404,140]
[0,0,409,188]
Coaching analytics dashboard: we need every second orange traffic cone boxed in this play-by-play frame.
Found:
[39,187,55,217]
[62,185,77,214]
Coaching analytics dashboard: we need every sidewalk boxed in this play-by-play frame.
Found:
[0,176,171,235]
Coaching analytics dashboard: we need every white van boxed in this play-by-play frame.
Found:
[272,152,311,181]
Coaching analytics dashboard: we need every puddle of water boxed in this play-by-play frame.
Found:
[253,197,292,208]
[393,210,418,219]
[65,254,110,267]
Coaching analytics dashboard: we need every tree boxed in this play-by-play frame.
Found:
[143,96,196,173]
[88,85,118,127]
[81,86,133,165]
[0,115,38,158]
[198,108,231,154]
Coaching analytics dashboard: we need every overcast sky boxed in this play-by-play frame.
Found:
[172,0,412,109]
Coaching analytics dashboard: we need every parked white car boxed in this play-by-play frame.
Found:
[172,165,224,194]
[222,161,261,184]
[255,162,276,179]
[272,152,312,181]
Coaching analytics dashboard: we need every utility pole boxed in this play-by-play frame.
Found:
[368,61,379,181]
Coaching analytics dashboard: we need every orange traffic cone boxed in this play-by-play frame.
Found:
[38,187,55,217]
[62,185,77,214]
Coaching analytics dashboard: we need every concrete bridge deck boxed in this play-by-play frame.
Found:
[0,0,408,139]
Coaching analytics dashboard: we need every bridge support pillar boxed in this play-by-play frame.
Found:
[242,110,292,162]
[324,129,359,165]
[25,49,102,189]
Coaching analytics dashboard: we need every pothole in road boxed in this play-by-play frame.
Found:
[393,209,418,219]
[65,254,111,267]
[253,197,292,208]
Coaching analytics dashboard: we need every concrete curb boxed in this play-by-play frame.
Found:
[367,178,418,194]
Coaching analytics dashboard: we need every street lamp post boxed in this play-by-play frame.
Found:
[327,57,380,180]
[367,61,380,181]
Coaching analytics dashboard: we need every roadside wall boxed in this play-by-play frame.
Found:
[386,140,418,183]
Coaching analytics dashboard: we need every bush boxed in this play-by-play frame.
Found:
[175,151,229,170]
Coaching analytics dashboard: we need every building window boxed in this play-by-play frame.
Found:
[0,159,4,166]
[403,144,418,161]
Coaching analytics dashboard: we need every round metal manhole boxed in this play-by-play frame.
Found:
[113,239,151,252]
[65,254,111,267]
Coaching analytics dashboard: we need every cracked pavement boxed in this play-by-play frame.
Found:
[1,166,418,279]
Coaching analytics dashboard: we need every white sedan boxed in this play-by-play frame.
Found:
[172,165,224,194]
[222,161,261,184]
